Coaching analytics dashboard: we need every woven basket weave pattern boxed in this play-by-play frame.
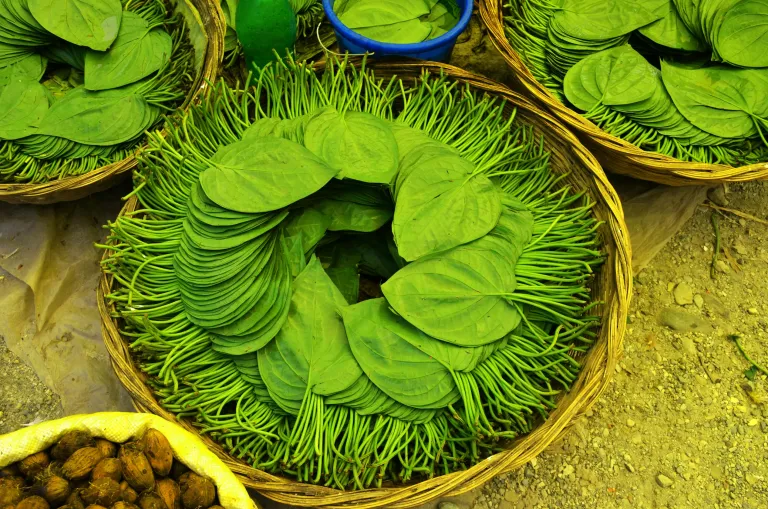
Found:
[0,0,226,205]
[99,61,632,508]
[478,0,768,186]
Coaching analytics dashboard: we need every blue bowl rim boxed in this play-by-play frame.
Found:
[321,0,473,53]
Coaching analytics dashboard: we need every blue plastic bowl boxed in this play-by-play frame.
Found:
[322,0,472,63]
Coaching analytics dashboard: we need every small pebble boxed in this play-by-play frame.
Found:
[674,282,694,306]
[627,419,636,427]
[693,294,704,308]
[707,186,728,207]
[656,474,674,488]
[748,308,759,315]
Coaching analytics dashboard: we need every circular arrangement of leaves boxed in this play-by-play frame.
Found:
[102,57,603,489]
[504,0,768,167]
[0,0,202,184]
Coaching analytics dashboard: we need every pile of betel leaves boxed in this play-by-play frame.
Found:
[220,0,325,67]
[101,56,603,489]
[333,0,460,44]
[505,0,768,166]
[0,0,200,184]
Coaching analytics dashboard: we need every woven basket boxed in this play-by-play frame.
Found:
[478,0,768,186]
[98,61,632,508]
[0,0,226,205]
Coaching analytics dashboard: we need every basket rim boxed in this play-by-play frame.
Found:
[478,0,768,186]
[0,0,227,205]
[98,60,632,508]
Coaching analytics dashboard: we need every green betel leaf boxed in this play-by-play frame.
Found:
[337,0,431,29]
[717,0,768,68]
[341,298,460,409]
[42,43,85,71]
[0,54,46,87]
[283,207,330,276]
[84,12,173,91]
[600,46,659,107]
[258,257,363,413]
[638,0,706,51]
[661,60,760,139]
[304,108,399,184]
[200,137,339,213]
[174,0,208,74]
[382,234,521,346]
[356,19,432,44]
[36,86,152,145]
[325,265,360,305]
[285,207,331,254]
[393,149,502,261]
[563,51,610,112]
[314,198,393,232]
[28,0,122,51]
[0,78,49,140]
[554,0,661,41]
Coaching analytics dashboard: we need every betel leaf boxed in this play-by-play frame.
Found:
[309,181,394,233]
[258,257,363,413]
[393,147,502,261]
[356,19,432,44]
[382,234,521,346]
[304,108,399,184]
[341,298,460,409]
[27,0,122,51]
[717,0,768,68]
[0,54,46,87]
[553,0,661,41]
[638,0,706,51]
[43,43,86,71]
[338,0,431,29]
[85,12,173,91]
[389,122,453,162]
[36,85,152,145]
[599,46,658,107]
[200,137,338,213]
[283,207,330,276]
[326,265,360,305]
[284,207,331,255]
[314,198,393,232]
[315,240,361,304]
[661,60,761,139]
[0,78,49,140]
[174,0,208,74]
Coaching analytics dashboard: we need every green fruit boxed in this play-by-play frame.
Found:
[236,0,297,69]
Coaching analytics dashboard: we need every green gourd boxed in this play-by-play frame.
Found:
[235,0,297,69]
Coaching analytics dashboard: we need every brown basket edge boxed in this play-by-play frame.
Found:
[98,61,632,509]
[0,0,227,205]
[477,0,768,186]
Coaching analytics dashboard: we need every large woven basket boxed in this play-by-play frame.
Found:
[98,61,632,508]
[0,0,226,205]
[479,0,768,186]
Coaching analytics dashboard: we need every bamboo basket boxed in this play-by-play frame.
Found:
[479,0,768,186]
[98,61,632,508]
[0,0,226,205]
